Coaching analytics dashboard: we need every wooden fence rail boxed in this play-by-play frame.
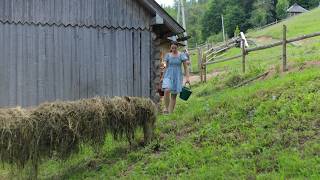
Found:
[205,43,237,62]
[204,54,242,65]
[204,37,240,55]
[199,27,320,83]
[189,38,239,73]
[247,31,320,53]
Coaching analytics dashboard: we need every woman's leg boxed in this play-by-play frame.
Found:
[169,94,177,113]
[164,89,171,112]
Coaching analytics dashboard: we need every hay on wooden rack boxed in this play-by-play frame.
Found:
[0,108,33,169]
[31,101,81,160]
[105,97,136,143]
[128,97,157,126]
[103,97,157,143]
[31,98,107,160]
[127,97,157,143]
[0,96,157,178]
[76,98,108,147]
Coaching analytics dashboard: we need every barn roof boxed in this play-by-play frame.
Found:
[287,3,308,13]
[0,0,184,37]
[140,0,185,36]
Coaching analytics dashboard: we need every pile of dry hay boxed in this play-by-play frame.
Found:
[0,96,156,175]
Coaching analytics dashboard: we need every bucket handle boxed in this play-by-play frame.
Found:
[185,82,191,89]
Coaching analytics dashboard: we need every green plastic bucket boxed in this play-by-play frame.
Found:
[180,82,192,101]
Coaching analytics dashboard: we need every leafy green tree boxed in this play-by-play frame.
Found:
[186,2,208,45]
[224,4,247,37]
[276,0,289,19]
[201,0,226,40]
[234,25,240,37]
[250,9,268,27]
[164,0,319,46]
[250,0,276,27]
[202,0,275,40]
[239,0,255,30]
[207,32,223,43]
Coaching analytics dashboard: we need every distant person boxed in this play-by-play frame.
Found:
[183,49,191,66]
[162,41,190,114]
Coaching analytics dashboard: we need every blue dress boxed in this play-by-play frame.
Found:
[162,53,188,94]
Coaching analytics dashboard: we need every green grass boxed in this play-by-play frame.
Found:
[248,8,320,39]
[2,7,320,180]
[42,67,319,179]
[190,52,199,73]
[198,8,320,74]
[64,9,320,178]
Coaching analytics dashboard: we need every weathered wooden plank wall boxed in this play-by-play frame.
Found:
[0,22,152,107]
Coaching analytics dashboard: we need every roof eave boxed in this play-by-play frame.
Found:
[139,0,185,36]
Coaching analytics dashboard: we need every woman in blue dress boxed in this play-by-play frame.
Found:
[162,41,190,114]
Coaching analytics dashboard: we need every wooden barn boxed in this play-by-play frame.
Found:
[0,0,185,107]
[287,3,308,16]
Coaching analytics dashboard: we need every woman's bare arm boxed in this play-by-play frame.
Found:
[183,61,190,83]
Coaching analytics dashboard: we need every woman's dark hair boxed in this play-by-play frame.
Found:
[170,41,179,46]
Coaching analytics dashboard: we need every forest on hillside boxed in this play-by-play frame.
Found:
[163,0,320,47]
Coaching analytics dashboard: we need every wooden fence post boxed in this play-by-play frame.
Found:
[241,39,246,73]
[282,25,287,72]
[197,47,201,73]
[199,48,203,83]
[204,54,207,82]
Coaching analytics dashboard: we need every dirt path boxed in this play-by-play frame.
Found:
[185,70,225,85]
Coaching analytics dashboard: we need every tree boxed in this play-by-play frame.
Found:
[239,0,255,30]
[164,0,211,47]
[250,9,268,27]
[165,0,319,46]
[201,0,226,40]
[276,0,289,19]
[201,0,280,40]
[250,0,276,27]
[234,25,240,37]
[224,4,247,37]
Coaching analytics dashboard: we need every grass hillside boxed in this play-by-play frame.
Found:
[248,8,320,39]
[31,66,320,179]
[1,8,320,180]
[192,8,320,74]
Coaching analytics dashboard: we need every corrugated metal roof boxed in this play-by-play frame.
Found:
[287,3,308,13]
[0,0,152,30]
[0,0,184,35]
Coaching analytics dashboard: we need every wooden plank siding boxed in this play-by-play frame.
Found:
[0,22,152,107]
[0,0,176,108]
[141,31,151,97]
